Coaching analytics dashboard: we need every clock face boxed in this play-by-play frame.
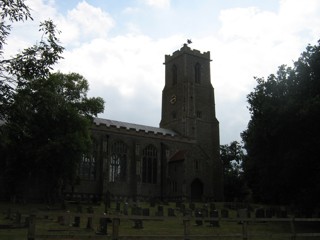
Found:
[170,95,177,104]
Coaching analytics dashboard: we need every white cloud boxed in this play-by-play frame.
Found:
[56,1,115,46]
[141,0,171,9]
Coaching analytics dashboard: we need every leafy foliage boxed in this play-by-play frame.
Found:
[0,1,105,202]
[220,141,247,201]
[242,40,320,209]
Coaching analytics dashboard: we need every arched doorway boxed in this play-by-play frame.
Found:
[190,178,203,201]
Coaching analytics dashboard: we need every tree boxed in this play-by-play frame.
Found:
[242,40,320,210]
[220,141,247,201]
[0,1,105,202]
[2,72,104,201]
[1,0,33,118]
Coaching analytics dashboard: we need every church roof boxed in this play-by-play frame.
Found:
[93,118,177,136]
[169,150,187,162]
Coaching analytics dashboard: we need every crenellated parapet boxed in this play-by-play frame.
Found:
[92,117,192,142]
[165,44,210,63]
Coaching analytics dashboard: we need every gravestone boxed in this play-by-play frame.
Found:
[142,208,150,216]
[96,217,108,235]
[157,206,164,216]
[123,202,129,215]
[57,215,64,225]
[209,210,220,227]
[86,206,94,229]
[237,208,251,225]
[104,191,111,212]
[73,216,80,227]
[168,208,175,217]
[195,209,203,226]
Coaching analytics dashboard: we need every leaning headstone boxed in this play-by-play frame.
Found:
[168,208,175,217]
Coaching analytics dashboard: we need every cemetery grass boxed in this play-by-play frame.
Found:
[0,201,318,240]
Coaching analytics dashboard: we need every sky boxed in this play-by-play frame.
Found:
[4,0,320,144]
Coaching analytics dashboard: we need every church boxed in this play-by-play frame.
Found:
[69,44,224,202]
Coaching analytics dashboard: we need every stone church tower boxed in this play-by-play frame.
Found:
[161,44,223,200]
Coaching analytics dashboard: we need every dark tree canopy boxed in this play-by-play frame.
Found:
[220,141,247,202]
[0,0,105,202]
[242,40,320,210]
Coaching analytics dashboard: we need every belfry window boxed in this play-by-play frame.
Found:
[195,63,201,84]
[109,141,127,182]
[142,145,158,184]
[172,64,177,85]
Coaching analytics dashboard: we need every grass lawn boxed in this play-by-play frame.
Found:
[0,201,319,240]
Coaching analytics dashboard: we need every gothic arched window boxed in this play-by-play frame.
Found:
[109,141,127,182]
[79,154,96,180]
[195,63,201,84]
[172,64,177,85]
[142,145,158,184]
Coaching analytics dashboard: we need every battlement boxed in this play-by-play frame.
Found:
[92,117,180,138]
[165,44,210,63]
